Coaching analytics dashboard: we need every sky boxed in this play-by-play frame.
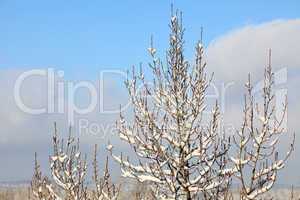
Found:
[0,0,300,186]
[1,0,299,77]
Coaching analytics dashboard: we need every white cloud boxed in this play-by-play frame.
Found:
[206,19,300,84]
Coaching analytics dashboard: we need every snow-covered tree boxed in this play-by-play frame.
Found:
[31,123,120,200]
[110,11,230,200]
[231,51,295,200]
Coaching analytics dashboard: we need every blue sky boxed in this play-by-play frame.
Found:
[0,0,299,79]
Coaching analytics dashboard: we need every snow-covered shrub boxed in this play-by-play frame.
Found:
[31,123,120,200]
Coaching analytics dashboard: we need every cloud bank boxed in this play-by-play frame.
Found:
[206,19,300,83]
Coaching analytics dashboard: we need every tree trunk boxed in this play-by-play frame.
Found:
[186,191,192,200]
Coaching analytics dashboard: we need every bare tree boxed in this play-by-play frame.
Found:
[110,11,230,200]
[231,51,295,200]
[31,123,120,200]
[92,144,120,200]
